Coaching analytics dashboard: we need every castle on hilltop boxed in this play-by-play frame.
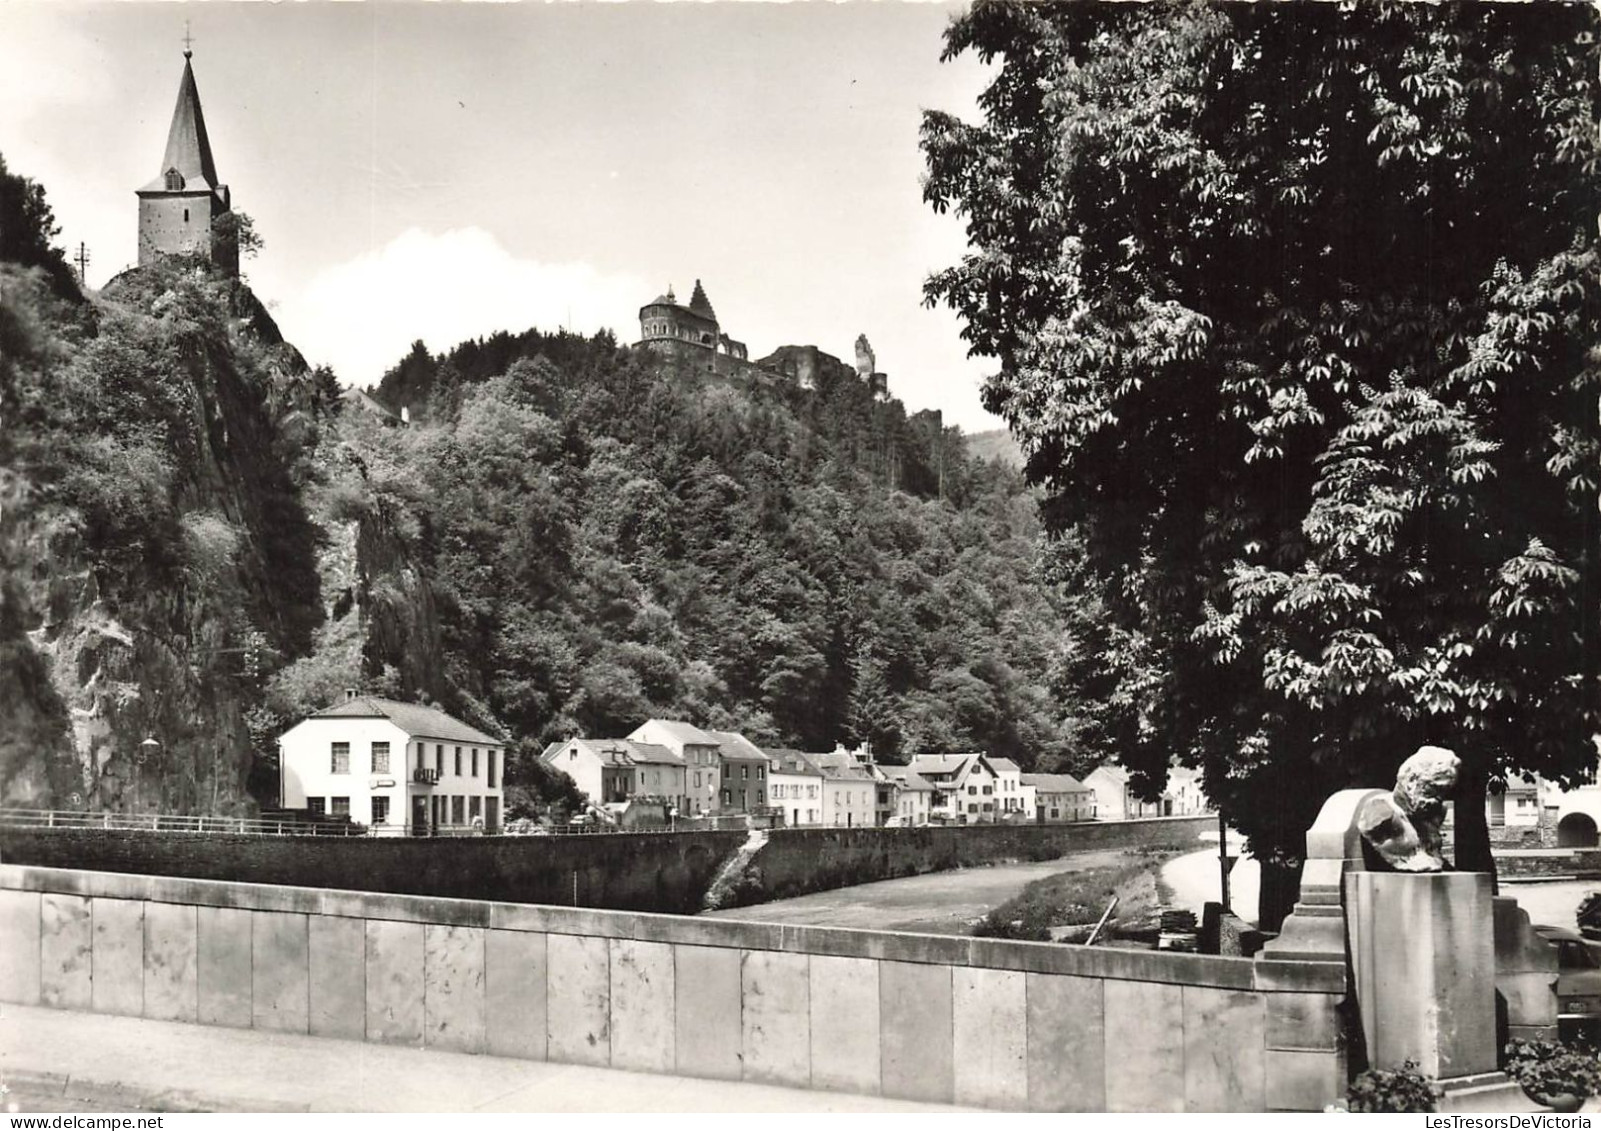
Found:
[638,279,889,401]
[135,44,237,275]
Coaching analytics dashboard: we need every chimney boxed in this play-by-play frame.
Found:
[344,688,358,702]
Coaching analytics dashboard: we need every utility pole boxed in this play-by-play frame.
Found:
[73,242,90,286]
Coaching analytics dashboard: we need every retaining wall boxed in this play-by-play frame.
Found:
[0,864,1346,1112]
[0,816,1216,914]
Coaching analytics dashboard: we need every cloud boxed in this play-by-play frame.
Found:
[274,227,647,387]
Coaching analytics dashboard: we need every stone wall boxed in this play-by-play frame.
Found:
[1493,849,1601,880]
[0,816,1214,915]
[738,816,1216,906]
[0,827,746,915]
[0,864,1347,1112]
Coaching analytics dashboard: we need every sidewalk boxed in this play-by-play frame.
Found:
[0,1004,967,1114]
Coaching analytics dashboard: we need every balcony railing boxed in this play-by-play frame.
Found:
[412,768,440,785]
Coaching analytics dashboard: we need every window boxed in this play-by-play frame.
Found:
[307,797,326,816]
[694,772,701,788]
[472,748,479,777]
[331,743,350,774]
[967,785,977,796]
[487,750,497,788]
[454,747,462,776]
[469,796,482,822]
[183,208,189,222]
[436,744,444,775]
[372,797,390,824]
[1050,808,1060,819]
[757,789,764,804]
[982,785,993,796]
[452,796,465,825]
[371,742,390,774]
[757,766,765,779]
[968,803,977,814]
[722,790,731,805]
[742,766,749,780]
[331,796,350,817]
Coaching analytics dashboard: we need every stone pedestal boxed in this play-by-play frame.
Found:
[1346,872,1534,1112]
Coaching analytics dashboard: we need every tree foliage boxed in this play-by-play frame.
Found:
[923,0,1600,913]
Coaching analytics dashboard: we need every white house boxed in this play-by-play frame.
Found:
[906,753,999,824]
[628,719,721,817]
[541,737,686,814]
[1022,773,1097,822]
[1084,764,1168,820]
[768,750,826,827]
[810,750,876,828]
[989,757,1036,821]
[885,767,935,826]
[278,693,506,835]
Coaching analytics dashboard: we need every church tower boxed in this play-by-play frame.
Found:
[136,42,236,274]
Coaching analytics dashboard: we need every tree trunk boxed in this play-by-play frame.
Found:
[1453,758,1497,894]
[1257,857,1304,934]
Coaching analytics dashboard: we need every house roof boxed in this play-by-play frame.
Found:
[887,769,935,792]
[1021,773,1091,794]
[633,719,717,747]
[140,55,221,194]
[1084,764,1130,784]
[767,749,825,777]
[989,757,1022,774]
[808,751,873,781]
[551,739,684,768]
[307,696,503,745]
[907,753,990,787]
[704,730,769,764]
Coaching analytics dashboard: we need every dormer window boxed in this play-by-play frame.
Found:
[164,167,184,191]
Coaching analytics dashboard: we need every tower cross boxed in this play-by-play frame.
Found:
[182,20,193,58]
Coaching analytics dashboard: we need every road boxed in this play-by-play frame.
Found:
[703,847,1139,935]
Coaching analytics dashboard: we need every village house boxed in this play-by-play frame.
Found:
[906,752,1000,824]
[1021,773,1097,822]
[542,737,687,815]
[278,692,505,835]
[1083,764,1171,819]
[1166,765,1211,815]
[885,767,935,826]
[808,750,877,828]
[627,719,720,816]
[768,750,826,827]
[707,729,770,813]
[989,757,1036,822]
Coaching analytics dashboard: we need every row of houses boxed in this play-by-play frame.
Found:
[542,720,1212,829]
[276,694,1211,836]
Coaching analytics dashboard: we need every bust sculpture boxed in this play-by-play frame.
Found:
[1356,745,1461,872]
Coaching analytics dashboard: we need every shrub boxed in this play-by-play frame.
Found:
[1504,1039,1601,1105]
[1347,1060,1439,1113]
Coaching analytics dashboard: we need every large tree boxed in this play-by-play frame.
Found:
[923,0,1600,924]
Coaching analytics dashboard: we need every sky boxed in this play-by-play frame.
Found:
[0,1,1004,431]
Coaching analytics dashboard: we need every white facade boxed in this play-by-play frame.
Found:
[628,719,719,816]
[279,706,504,836]
[989,759,1035,820]
[821,773,875,828]
[769,771,823,826]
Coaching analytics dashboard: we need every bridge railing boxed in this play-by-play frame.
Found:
[0,808,363,837]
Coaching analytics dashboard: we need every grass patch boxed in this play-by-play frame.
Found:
[971,847,1182,941]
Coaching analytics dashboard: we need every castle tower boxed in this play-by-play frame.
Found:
[136,44,236,274]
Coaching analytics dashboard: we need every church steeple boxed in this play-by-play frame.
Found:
[154,54,220,192]
[135,42,235,273]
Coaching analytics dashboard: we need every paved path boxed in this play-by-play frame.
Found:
[1160,840,1262,926]
[0,1004,967,1114]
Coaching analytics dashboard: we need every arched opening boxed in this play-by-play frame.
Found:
[1558,812,1599,848]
